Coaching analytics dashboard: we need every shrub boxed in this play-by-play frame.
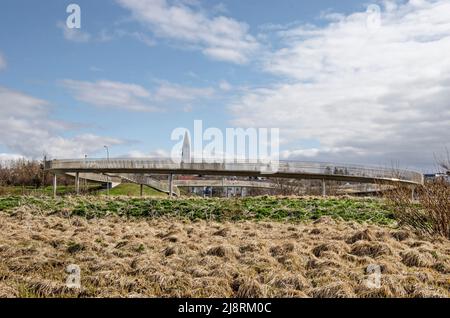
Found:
[385,181,450,239]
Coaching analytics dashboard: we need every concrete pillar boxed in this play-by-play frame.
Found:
[140,184,143,197]
[411,187,415,201]
[75,172,80,195]
[322,179,326,197]
[53,174,57,199]
[168,174,173,198]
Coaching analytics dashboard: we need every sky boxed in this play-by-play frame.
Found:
[0,0,449,172]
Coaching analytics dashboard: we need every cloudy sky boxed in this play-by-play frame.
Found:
[0,0,449,171]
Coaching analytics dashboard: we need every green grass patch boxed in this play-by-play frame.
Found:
[97,183,166,197]
[0,195,397,225]
[0,185,102,196]
[0,196,22,211]
[0,183,165,197]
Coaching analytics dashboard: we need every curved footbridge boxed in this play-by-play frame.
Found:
[45,158,423,198]
[169,180,395,196]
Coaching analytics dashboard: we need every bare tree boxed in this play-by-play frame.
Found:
[0,158,67,188]
[437,148,450,175]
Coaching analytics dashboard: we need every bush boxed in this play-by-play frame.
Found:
[385,181,449,239]
[0,159,74,189]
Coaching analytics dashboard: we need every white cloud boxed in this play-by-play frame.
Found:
[116,0,259,64]
[57,21,92,43]
[154,81,214,101]
[37,134,124,159]
[62,79,158,112]
[63,79,215,111]
[0,153,26,162]
[0,86,124,159]
[230,0,450,169]
[126,149,169,158]
[219,80,232,91]
[113,29,157,46]
[0,87,49,118]
[0,52,6,70]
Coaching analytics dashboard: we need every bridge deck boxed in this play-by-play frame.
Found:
[46,158,423,186]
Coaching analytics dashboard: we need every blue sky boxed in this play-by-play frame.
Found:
[0,0,449,171]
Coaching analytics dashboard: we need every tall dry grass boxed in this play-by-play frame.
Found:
[0,207,449,298]
[385,180,450,239]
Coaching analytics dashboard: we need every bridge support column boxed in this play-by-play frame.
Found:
[75,172,80,195]
[411,186,415,201]
[168,174,174,198]
[222,178,225,198]
[322,179,326,197]
[140,184,143,197]
[53,174,57,199]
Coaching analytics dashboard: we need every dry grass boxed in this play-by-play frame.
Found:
[385,181,450,239]
[0,208,449,298]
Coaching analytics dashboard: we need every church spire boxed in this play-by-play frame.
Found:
[181,131,191,163]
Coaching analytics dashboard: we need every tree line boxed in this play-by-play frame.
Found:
[0,159,71,188]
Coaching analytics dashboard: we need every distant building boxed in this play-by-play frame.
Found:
[424,173,450,183]
[181,131,191,163]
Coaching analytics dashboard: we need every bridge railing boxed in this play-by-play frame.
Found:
[46,158,423,185]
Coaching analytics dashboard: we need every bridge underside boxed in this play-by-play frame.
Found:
[63,172,393,196]
[46,158,423,197]
[58,169,409,184]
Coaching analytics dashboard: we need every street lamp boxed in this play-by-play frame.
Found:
[104,146,110,195]
[84,154,88,191]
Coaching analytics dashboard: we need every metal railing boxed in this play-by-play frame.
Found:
[46,158,424,185]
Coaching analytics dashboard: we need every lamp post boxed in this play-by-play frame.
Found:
[84,154,88,191]
[104,146,110,195]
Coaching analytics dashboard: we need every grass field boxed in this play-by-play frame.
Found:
[0,195,395,224]
[0,185,102,196]
[0,183,166,197]
[0,195,448,298]
[99,183,166,197]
